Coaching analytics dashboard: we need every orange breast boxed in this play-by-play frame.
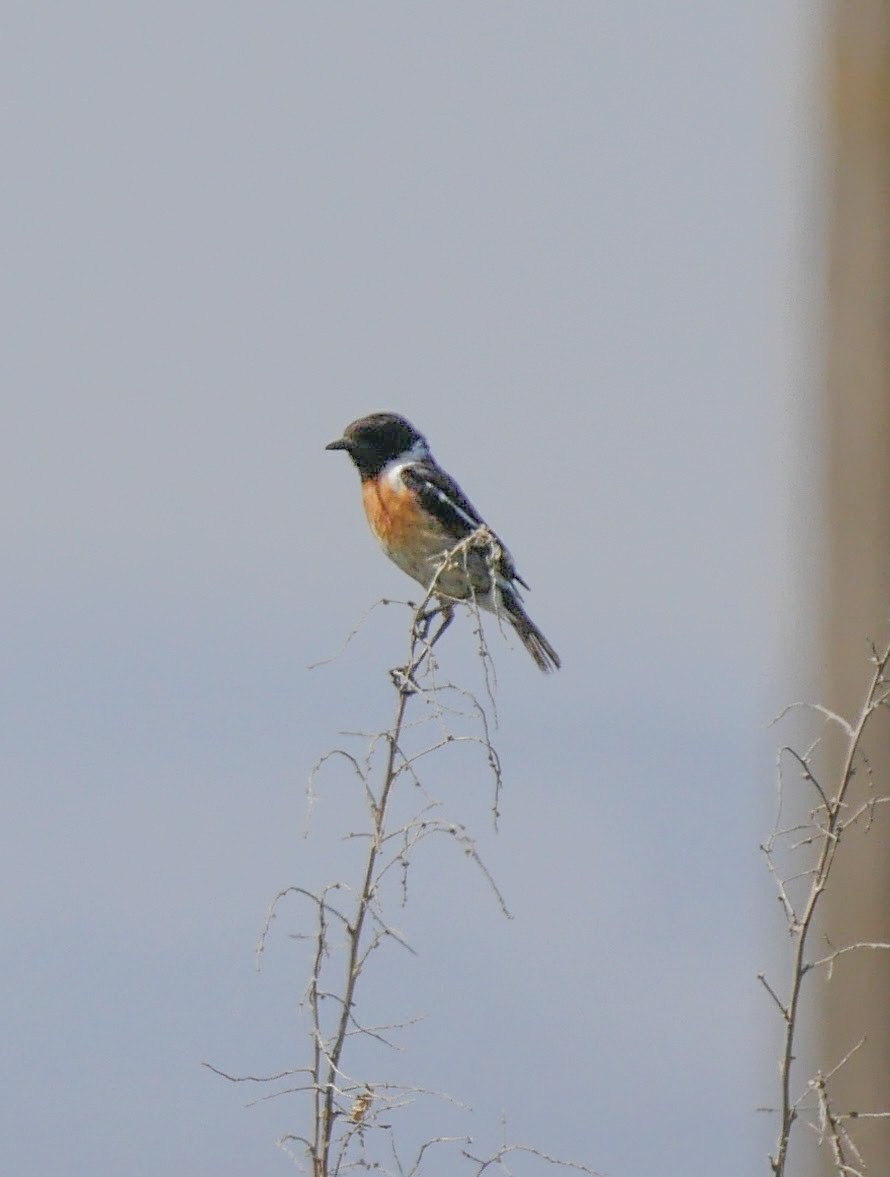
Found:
[360,472,473,593]
[361,476,426,548]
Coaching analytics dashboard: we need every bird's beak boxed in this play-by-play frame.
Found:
[325,436,349,452]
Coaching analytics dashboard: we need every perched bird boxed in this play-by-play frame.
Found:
[325,412,560,672]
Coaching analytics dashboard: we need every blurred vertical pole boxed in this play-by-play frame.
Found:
[821,2,890,1172]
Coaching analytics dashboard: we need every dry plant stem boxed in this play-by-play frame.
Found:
[313,565,459,1177]
[244,533,577,1175]
[766,640,890,1177]
[315,670,409,1175]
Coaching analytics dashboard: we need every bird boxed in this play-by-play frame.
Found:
[325,412,560,672]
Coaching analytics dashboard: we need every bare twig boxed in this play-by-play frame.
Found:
[763,638,890,1175]
[207,534,592,1175]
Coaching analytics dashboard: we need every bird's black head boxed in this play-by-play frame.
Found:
[325,412,428,479]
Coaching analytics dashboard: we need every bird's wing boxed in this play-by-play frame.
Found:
[400,462,485,538]
[400,461,529,590]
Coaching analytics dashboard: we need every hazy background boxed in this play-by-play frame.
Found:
[2,5,818,1175]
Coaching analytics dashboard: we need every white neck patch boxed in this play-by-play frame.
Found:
[382,437,431,488]
[403,437,431,462]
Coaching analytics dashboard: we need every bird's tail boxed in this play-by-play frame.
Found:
[499,588,561,673]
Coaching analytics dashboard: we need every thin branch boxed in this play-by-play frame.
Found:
[210,532,594,1176]
[765,638,890,1177]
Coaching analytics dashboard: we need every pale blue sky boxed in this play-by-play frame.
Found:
[2,5,818,1175]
